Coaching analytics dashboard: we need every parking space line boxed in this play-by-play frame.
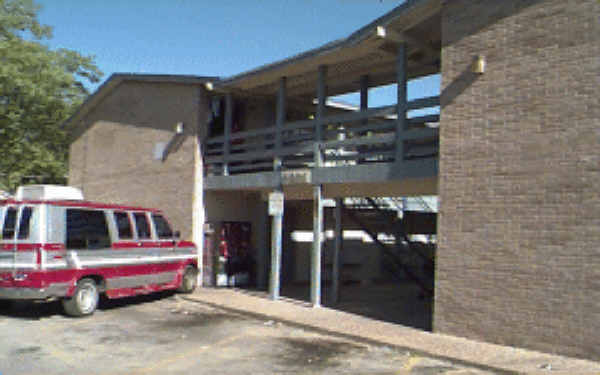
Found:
[131,333,247,374]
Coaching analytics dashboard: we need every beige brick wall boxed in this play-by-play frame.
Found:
[436,0,600,360]
[68,81,208,241]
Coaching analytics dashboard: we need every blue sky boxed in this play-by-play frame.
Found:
[35,0,439,106]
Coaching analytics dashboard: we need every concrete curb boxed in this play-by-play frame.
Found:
[182,295,519,374]
[181,289,600,375]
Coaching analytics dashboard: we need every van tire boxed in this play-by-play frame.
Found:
[62,278,99,317]
[177,266,198,294]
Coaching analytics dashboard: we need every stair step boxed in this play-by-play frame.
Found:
[402,211,437,235]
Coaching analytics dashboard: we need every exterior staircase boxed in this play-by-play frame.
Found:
[342,196,437,297]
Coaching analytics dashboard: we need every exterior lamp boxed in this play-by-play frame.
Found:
[175,122,184,135]
[472,55,486,74]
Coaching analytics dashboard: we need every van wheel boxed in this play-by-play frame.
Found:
[177,266,198,294]
[62,278,99,317]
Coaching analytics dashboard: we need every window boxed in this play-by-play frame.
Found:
[17,207,33,239]
[133,212,151,239]
[1,207,32,240]
[66,209,111,250]
[114,212,133,240]
[1,207,16,239]
[152,214,173,239]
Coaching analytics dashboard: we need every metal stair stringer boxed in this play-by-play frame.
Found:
[365,197,432,263]
[342,201,433,297]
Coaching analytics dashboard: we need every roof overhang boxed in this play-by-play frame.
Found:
[63,73,218,130]
[213,0,441,101]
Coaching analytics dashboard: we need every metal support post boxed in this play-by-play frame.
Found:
[223,93,233,176]
[395,43,407,164]
[360,75,369,125]
[315,65,327,167]
[274,77,286,171]
[269,190,284,300]
[358,74,369,163]
[257,200,269,290]
[311,184,323,307]
[264,100,275,152]
[269,211,283,299]
[332,197,343,304]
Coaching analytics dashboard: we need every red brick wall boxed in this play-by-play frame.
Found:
[436,0,600,360]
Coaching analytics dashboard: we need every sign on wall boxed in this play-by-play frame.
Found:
[268,192,284,216]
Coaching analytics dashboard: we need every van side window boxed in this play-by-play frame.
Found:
[114,212,133,240]
[152,214,173,239]
[1,207,16,240]
[0,207,30,240]
[17,207,33,239]
[66,209,111,250]
[133,213,151,239]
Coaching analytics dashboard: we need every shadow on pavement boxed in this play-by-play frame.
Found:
[0,291,178,320]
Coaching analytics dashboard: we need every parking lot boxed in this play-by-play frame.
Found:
[0,292,497,375]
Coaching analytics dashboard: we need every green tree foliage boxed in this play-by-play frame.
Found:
[0,0,102,192]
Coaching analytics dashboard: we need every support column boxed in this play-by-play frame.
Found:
[192,135,205,286]
[395,44,407,163]
[274,77,286,171]
[360,75,369,123]
[256,200,269,290]
[223,93,233,176]
[331,197,343,304]
[269,77,287,297]
[358,75,369,163]
[311,184,323,307]
[315,65,327,167]
[269,191,284,300]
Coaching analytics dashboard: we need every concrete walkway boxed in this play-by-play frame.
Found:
[184,288,600,375]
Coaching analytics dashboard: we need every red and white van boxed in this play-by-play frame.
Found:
[0,185,198,316]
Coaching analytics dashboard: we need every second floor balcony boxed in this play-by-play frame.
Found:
[203,95,439,191]
[202,0,441,194]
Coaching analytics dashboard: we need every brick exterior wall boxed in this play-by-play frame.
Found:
[436,0,600,360]
[68,81,208,241]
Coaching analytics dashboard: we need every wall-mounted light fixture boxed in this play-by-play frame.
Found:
[472,55,486,74]
[156,122,185,161]
[174,122,184,135]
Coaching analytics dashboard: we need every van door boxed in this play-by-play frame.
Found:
[65,208,112,269]
[150,213,177,285]
[0,205,35,276]
[131,212,162,286]
[0,205,17,272]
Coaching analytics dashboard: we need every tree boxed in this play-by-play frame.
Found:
[0,0,102,192]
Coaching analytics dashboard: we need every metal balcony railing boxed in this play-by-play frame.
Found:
[204,95,439,176]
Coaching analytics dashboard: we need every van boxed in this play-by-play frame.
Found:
[0,185,198,316]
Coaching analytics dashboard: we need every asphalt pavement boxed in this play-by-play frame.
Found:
[0,292,495,375]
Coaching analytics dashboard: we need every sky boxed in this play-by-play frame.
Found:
[35,0,439,106]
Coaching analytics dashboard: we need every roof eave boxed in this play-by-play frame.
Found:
[214,0,440,93]
[62,73,219,131]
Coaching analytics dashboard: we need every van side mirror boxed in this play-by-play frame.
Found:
[174,231,181,239]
